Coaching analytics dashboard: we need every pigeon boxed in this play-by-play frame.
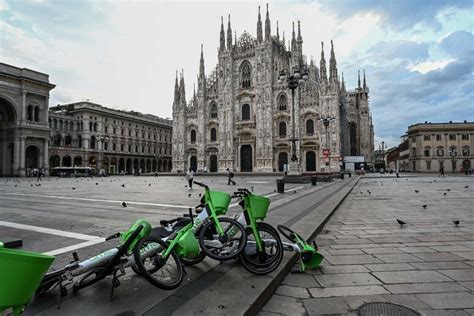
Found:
[198,193,202,197]
[188,193,192,197]
[434,180,437,182]
[397,219,406,226]
[148,183,151,187]
[360,192,363,194]
[30,184,33,187]
[185,185,188,188]
[414,190,419,193]
[122,202,127,207]
[95,183,99,185]
[444,192,447,196]
[465,185,469,189]
[72,187,76,190]
[368,191,371,194]
[422,205,427,209]
[121,184,125,188]
[14,185,17,187]
[446,189,451,191]
[453,220,460,226]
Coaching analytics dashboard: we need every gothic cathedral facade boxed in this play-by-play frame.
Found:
[172,5,374,173]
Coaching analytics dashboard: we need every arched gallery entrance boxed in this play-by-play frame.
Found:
[240,145,252,172]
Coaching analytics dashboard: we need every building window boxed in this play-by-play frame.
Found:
[462,134,469,141]
[104,142,108,150]
[411,137,416,143]
[142,146,145,153]
[27,105,33,121]
[128,145,131,152]
[449,134,456,141]
[241,62,251,88]
[113,128,116,134]
[135,145,138,152]
[210,128,217,142]
[129,130,132,137]
[436,147,444,157]
[121,129,124,136]
[89,122,93,130]
[242,104,250,120]
[424,147,431,157]
[90,136,96,149]
[436,134,442,141]
[34,107,40,122]
[121,144,124,152]
[462,146,470,156]
[449,146,457,157]
[210,102,218,119]
[278,94,287,111]
[306,119,314,135]
[423,135,431,141]
[190,130,196,143]
[426,160,431,170]
[93,123,97,132]
[411,148,416,157]
[279,122,287,137]
[77,135,82,148]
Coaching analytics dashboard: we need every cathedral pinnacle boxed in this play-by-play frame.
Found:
[363,69,367,90]
[174,70,179,104]
[227,15,232,51]
[329,39,338,82]
[297,20,302,41]
[276,20,279,41]
[291,21,296,51]
[264,3,271,41]
[320,42,327,83]
[257,6,263,43]
[199,44,205,77]
[179,69,186,106]
[358,69,361,89]
[220,16,225,51]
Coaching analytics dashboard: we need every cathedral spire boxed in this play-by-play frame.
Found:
[291,21,296,51]
[329,39,338,82]
[257,6,263,43]
[179,69,186,106]
[234,30,237,46]
[320,41,327,83]
[297,20,302,41]
[174,70,180,105]
[363,69,367,90]
[358,69,361,89]
[227,15,232,51]
[198,45,206,94]
[276,20,279,41]
[282,31,285,47]
[264,3,271,41]
[220,16,225,52]
[341,72,346,93]
[199,44,205,77]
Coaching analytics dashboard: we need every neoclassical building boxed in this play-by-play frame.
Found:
[0,63,55,177]
[48,102,173,174]
[407,121,473,173]
[172,5,374,173]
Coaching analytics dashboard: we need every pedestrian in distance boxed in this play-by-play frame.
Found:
[226,168,236,185]
[396,168,399,178]
[186,168,194,189]
[37,168,43,181]
[439,166,445,177]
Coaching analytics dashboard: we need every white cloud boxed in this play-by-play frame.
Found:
[408,59,455,74]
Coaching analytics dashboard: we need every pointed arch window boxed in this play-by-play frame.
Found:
[278,94,287,111]
[279,122,287,137]
[241,62,251,88]
[210,128,217,142]
[242,104,250,120]
[306,119,314,135]
[190,129,196,143]
[210,102,218,119]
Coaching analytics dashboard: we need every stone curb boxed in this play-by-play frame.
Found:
[244,176,360,316]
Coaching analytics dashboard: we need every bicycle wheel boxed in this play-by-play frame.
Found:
[133,236,183,290]
[240,222,283,275]
[199,217,246,261]
[180,251,206,266]
[277,224,302,243]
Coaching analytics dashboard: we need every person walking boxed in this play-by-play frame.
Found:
[37,168,43,181]
[186,168,194,189]
[439,166,445,177]
[226,168,235,185]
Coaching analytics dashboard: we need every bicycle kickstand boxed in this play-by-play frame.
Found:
[56,277,67,309]
[110,268,123,300]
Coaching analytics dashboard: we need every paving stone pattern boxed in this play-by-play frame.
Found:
[260,175,474,315]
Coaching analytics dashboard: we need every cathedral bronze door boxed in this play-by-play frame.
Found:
[190,156,197,172]
[278,152,288,172]
[210,155,218,172]
[240,145,252,172]
[306,151,316,171]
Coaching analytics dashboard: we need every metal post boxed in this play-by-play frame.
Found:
[290,87,297,162]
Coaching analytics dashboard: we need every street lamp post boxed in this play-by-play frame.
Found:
[319,115,335,171]
[278,65,309,173]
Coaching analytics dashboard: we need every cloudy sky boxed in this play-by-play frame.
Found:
[1,0,472,147]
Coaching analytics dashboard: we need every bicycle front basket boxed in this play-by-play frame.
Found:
[208,191,231,215]
[246,194,270,220]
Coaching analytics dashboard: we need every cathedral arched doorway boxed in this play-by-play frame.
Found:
[0,97,17,176]
[210,155,218,172]
[278,152,288,172]
[126,158,132,174]
[240,145,252,172]
[50,155,60,168]
[306,151,316,171]
[62,155,72,167]
[73,156,82,167]
[25,146,40,169]
[190,156,197,172]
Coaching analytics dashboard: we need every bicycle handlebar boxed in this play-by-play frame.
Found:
[105,232,121,241]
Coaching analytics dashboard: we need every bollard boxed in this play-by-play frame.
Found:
[340,173,344,179]
[311,176,317,186]
[276,179,285,193]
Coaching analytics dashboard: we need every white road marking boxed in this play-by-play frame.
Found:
[228,185,306,207]
[285,185,305,192]
[44,239,105,256]
[247,181,268,184]
[4,192,191,209]
[0,221,101,241]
